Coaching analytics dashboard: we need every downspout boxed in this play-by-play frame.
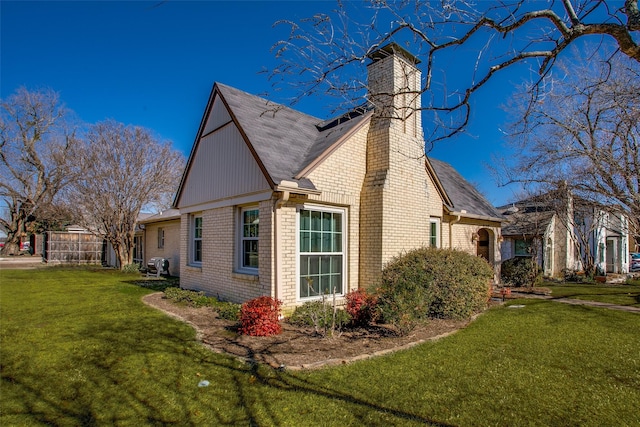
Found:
[273,190,290,306]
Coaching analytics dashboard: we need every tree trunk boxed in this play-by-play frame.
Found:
[0,215,26,256]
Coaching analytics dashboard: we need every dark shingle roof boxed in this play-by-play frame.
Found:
[215,84,500,221]
[217,83,369,189]
[500,210,555,236]
[428,158,503,221]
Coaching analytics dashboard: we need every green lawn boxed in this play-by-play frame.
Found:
[544,281,640,307]
[1,268,639,426]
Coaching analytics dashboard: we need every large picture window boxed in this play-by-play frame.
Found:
[299,207,344,299]
[191,215,202,265]
[239,207,259,270]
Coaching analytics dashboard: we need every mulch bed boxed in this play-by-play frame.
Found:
[142,292,475,370]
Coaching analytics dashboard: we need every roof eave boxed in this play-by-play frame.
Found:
[449,210,505,223]
[275,180,322,196]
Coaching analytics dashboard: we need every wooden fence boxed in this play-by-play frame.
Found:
[43,231,104,264]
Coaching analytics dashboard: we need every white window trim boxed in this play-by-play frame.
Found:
[236,206,259,275]
[429,217,441,248]
[189,214,203,267]
[296,204,347,301]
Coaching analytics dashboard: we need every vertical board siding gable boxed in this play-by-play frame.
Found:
[178,122,270,208]
[202,94,232,135]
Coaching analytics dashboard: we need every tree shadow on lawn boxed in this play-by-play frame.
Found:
[2,310,453,426]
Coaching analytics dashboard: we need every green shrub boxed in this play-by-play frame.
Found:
[215,301,241,321]
[501,257,542,288]
[377,247,493,334]
[162,288,240,320]
[122,263,141,274]
[288,300,351,336]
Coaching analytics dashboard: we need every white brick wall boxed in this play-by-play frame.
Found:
[178,48,503,309]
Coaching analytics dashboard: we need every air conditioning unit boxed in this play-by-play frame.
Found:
[147,257,169,277]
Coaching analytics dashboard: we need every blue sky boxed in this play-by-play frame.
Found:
[2,0,528,206]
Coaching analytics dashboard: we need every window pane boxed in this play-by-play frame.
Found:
[311,211,322,231]
[322,212,332,231]
[310,232,321,252]
[309,255,319,275]
[243,210,259,237]
[194,240,202,262]
[320,275,331,295]
[333,214,341,232]
[300,277,309,298]
[322,233,332,252]
[300,231,310,252]
[321,255,331,274]
[300,210,310,231]
[331,273,343,294]
[332,232,342,252]
[194,217,202,238]
[330,255,342,272]
[243,240,258,268]
[300,275,320,298]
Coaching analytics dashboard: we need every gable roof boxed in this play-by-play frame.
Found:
[175,82,501,223]
[428,158,504,222]
[215,83,371,190]
[500,209,555,236]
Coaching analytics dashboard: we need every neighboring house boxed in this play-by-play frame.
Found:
[137,209,181,277]
[173,43,503,311]
[499,192,629,277]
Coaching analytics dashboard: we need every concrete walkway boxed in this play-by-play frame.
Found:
[0,256,46,269]
[511,292,640,313]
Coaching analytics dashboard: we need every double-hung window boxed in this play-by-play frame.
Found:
[157,227,165,249]
[429,218,440,248]
[299,207,344,299]
[239,207,259,271]
[191,215,203,265]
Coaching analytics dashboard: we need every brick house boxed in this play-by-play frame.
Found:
[174,44,503,311]
[137,209,181,277]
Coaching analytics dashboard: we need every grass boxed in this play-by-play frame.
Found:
[543,281,640,307]
[1,268,639,426]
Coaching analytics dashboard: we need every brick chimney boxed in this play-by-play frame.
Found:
[360,43,430,286]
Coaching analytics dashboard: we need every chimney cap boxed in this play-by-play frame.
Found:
[367,42,421,65]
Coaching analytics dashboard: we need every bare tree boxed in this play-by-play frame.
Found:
[0,88,80,255]
[270,0,639,146]
[499,50,639,244]
[71,120,184,269]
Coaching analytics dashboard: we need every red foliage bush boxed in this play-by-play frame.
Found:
[238,296,282,336]
[345,289,378,326]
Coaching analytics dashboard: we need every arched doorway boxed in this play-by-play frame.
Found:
[476,228,491,262]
